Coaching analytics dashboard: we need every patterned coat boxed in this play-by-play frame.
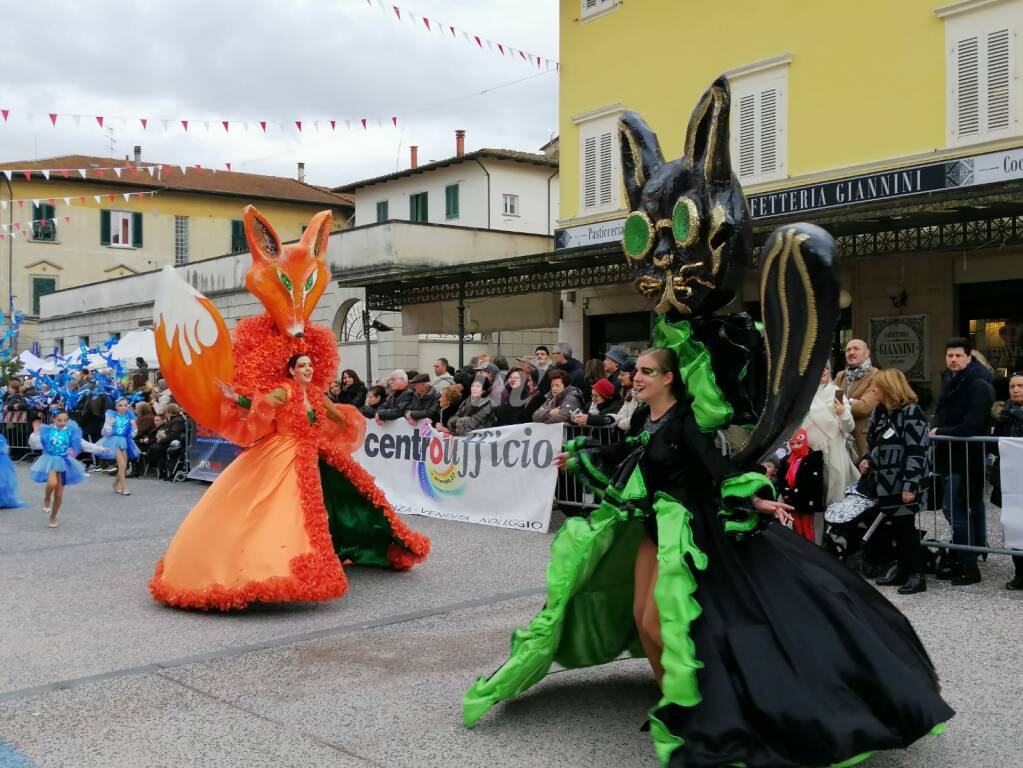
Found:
[857,403,929,513]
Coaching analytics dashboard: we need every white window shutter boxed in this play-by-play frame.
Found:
[598,131,614,206]
[955,35,981,137]
[737,94,755,178]
[759,88,778,175]
[584,0,598,8]
[986,28,1011,132]
[582,136,597,209]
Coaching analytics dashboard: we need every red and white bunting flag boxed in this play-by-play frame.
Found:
[78,168,87,179]
[194,164,203,171]
[449,25,456,36]
[96,116,104,127]
[225,162,232,171]
[78,196,87,204]
[21,171,31,180]
[0,200,5,210]
[113,167,123,178]
[31,198,39,207]
[461,31,470,43]
[48,113,58,126]
[422,16,430,30]
[392,5,400,20]
[161,119,170,131]
[203,121,211,131]
[313,120,320,132]
[392,116,398,126]
[536,55,542,67]
[93,195,102,204]
[345,119,351,130]
[295,121,302,132]
[140,118,148,130]
[60,169,69,179]
[0,109,7,122]
[496,43,503,55]
[181,120,189,131]
[107,194,116,202]
[329,119,336,130]
[519,50,528,61]
[41,170,50,180]
[260,120,267,132]
[129,165,140,176]
[122,192,131,201]
[179,165,188,175]
[222,120,230,132]
[408,11,417,25]
[361,118,367,130]
[147,166,156,177]
[95,168,106,178]
[63,197,71,205]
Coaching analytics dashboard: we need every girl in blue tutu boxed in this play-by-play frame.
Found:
[0,433,26,509]
[30,410,88,528]
[98,398,139,496]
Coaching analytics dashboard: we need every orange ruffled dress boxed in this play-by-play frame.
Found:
[149,381,430,610]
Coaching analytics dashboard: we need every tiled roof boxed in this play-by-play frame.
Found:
[0,155,354,208]
[332,148,558,192]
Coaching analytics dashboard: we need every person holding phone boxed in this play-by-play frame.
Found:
[803,362,859,517]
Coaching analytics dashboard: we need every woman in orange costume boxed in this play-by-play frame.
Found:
[148,206,429,610]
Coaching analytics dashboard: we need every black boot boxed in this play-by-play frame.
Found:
[898,574,926,594]
[875,570,908,587]
[935,554,960,580]
[1006,577,1023,591]
[950,567,981,586]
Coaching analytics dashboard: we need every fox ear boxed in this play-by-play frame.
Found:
[243,205,282,263]
[299,210,333,260]
[619,111,663,211]
[684,76,733,188]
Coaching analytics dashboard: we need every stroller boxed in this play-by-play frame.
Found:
[823,485,934,580]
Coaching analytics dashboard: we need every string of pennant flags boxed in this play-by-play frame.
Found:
[0,164,243,181]
[0,216,74,236]
[363,0,558,71]
[0,109,402,135]
[0,190,161,211]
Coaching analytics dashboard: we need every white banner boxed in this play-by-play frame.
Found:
[998,438,1023,550]
[352,420,563,533]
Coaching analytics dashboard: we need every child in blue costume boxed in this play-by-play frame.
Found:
[30,410,88,527]
[0,433,25,508]
[97,397,139,496]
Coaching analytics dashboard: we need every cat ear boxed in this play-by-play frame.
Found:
[619,111,664,210]
[683,76,733,188]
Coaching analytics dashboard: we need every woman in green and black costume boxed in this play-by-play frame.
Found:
[464,339,953,767]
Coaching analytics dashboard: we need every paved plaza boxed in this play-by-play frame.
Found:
[0,463,1020,768]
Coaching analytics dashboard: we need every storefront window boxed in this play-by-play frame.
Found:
[960,279,1023,399]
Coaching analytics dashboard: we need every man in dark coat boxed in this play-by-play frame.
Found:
[552,342,585,390]
[603,346,628,396]
[404,373,441,424]
[375,370,414,425]
[930,338,994,585]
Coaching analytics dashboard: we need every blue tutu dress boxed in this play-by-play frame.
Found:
[97,410,140,460]
[0,434,25,508]
[30,422,88,485]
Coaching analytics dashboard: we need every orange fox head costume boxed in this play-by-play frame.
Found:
[244,206,332,339]
[153,206,336,433]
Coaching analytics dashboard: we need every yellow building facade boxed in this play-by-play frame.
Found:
[558,0,1023,402]
[0,156,352,345]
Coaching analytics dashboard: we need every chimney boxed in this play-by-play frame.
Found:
[297,162,305,183]
[133,145,141,163]
[410,145,418,169]
[455,129,465,157]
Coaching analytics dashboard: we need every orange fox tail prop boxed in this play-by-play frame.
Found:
[152,266,234,433]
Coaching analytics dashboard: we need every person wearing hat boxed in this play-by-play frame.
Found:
[405,372,440,425]
[603,346,629,396]
[552,342,584,390]
[475,362,506,407]
[570,377,622,428]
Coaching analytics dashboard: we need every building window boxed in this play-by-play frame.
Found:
[100,210,142,248]
[940,0,1018,146]
[174,216,189,266]
[573,105,623,216]
[31,202,56,242]
[230,219,246,253]
[503,193,520,215]
[376,200,389,222]
[581,0,618,21]
[728,57,789,184]
[31,276,56,315]
[445,184,460,219]
[410,192,428,223]
[78,335,89,347]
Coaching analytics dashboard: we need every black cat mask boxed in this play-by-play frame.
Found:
[619,76,751,317]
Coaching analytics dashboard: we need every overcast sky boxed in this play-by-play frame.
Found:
[0,0,558,188]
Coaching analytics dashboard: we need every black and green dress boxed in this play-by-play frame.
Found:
[463,323,953,767]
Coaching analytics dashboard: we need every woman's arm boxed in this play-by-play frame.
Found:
[100,411,115,437]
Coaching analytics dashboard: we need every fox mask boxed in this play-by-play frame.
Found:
[619,77,752,317]
[243,205,332,338]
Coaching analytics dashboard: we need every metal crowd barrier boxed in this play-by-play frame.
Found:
[2,410,38,462]
[555,423,623,512]
[923,434,1019,560]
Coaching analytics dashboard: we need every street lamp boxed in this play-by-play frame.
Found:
[361,309,392,382]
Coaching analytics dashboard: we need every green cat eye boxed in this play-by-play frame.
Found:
[622,210,654,261]
[304,271,317,292]
[278,272,293,291]
[672,196,699,248]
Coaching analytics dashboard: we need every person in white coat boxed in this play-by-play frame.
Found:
[803,363,859,543]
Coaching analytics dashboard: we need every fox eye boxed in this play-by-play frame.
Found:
[672,196,699,248]
[304,271,317,293]
[278,272,293,291]
[622,210,654,261]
